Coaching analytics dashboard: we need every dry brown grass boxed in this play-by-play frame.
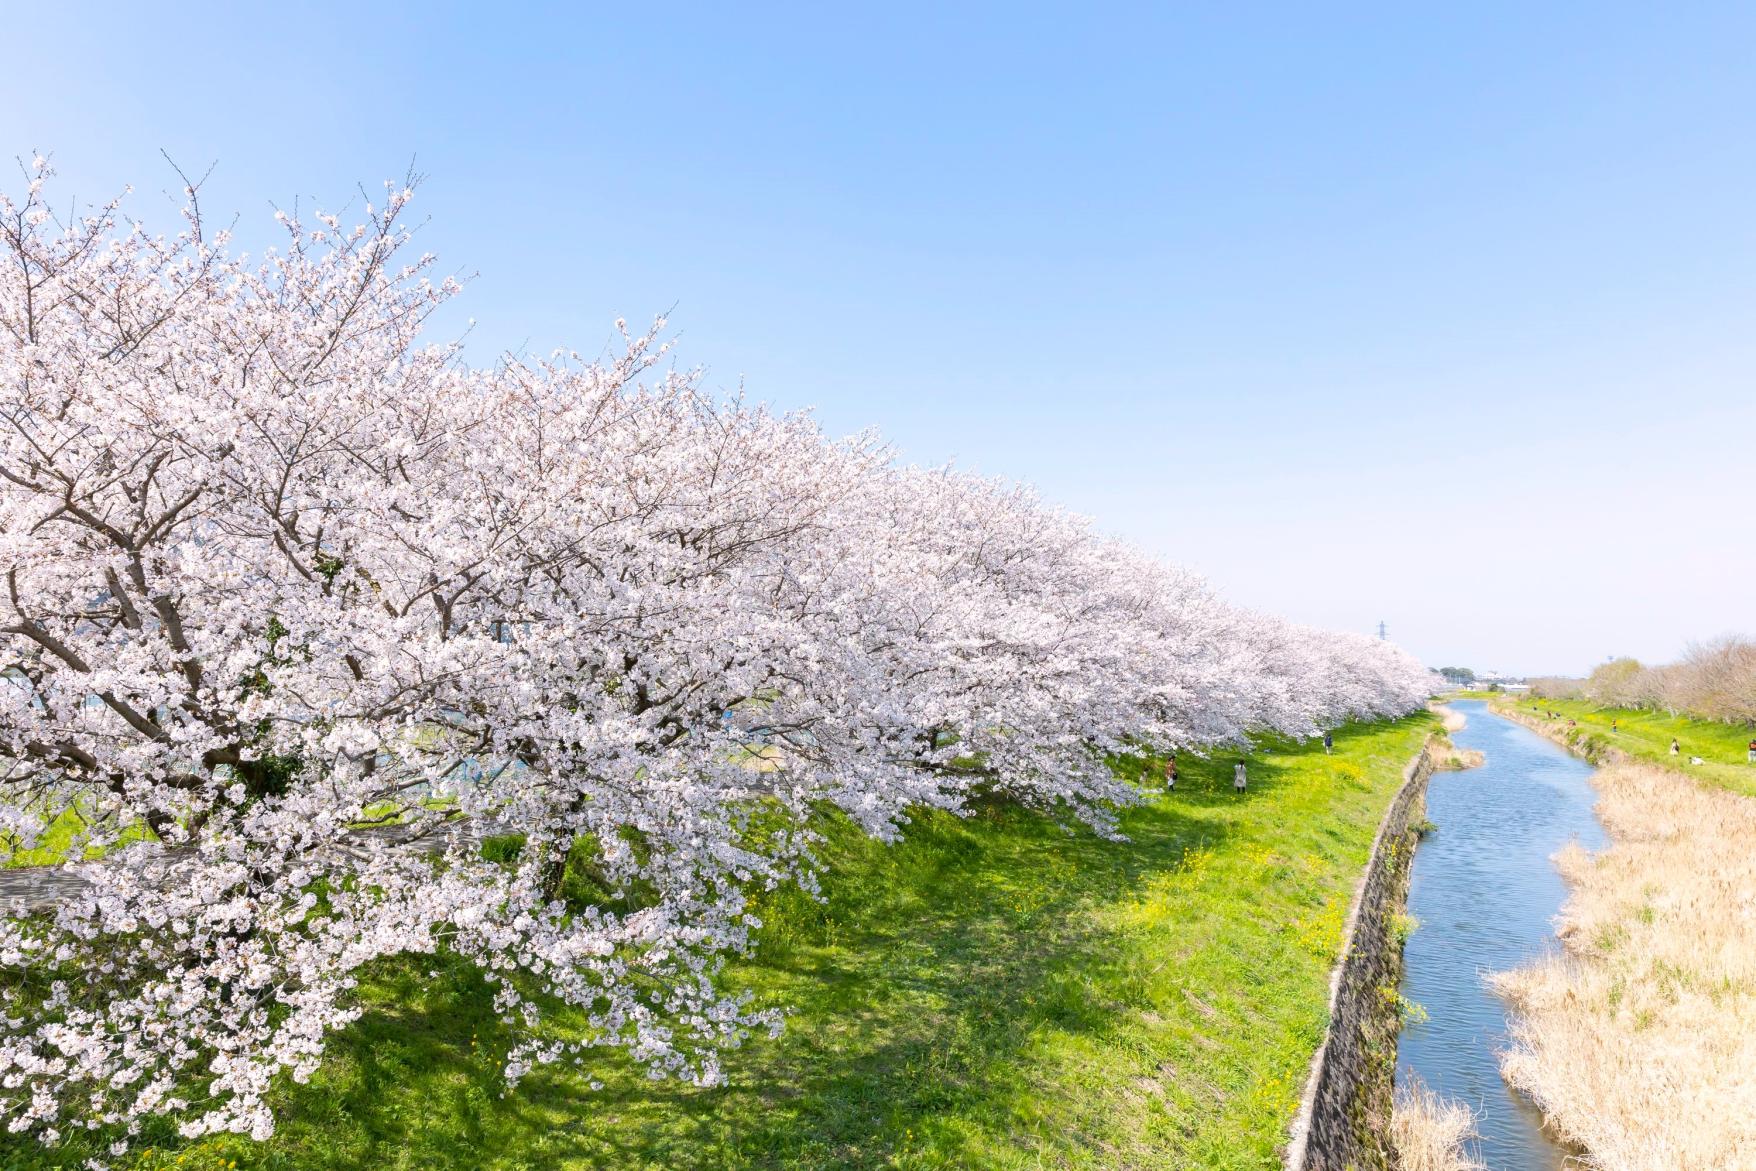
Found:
[1428,733,1484,772]
[1390,1078,1486,1171]
[1433,743,1485,771]
[1491,761,1756,1170]
[1427,706,1484,770]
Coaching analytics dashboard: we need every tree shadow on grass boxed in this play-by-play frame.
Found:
[227,790,1235,1171]
[174,729,1398,1171]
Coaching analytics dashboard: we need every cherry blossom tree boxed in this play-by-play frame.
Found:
[0,159,1433,1151]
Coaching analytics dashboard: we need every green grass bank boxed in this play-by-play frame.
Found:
[13,713,1436,1171]
[1496,696,1756,797]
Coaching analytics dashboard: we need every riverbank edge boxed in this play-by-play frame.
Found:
[1487,702,1634,768]
[1285,733,1438,1171]
[1485,698,1756,1167]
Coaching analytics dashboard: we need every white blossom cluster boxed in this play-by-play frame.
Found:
[0,160,1434,1149]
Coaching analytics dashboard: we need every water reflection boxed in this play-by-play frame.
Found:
[1395,699,1606,1170]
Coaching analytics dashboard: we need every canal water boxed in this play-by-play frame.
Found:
[1395,699,1606,1169]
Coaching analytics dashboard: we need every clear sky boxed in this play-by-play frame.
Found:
[6,2,1753,676]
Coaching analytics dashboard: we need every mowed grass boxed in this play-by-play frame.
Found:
[1500,696,1756,797]
[15,713,1435,1171]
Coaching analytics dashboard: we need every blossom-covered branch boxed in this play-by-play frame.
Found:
[0,160,1434,1149]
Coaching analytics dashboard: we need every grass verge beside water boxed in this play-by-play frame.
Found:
[13,713,1435,1171]
[1494,696,1756,797]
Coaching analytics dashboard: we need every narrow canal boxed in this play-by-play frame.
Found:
[1395,699,1606,1169]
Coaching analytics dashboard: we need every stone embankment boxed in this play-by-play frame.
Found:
[1285,736,1438,1171]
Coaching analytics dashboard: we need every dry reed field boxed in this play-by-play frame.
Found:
[1492,761,1756,1170]
[1390,1079,1486,1171]
[1429,705,1485,770]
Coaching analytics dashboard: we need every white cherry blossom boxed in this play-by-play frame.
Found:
[0,160,1434,1149]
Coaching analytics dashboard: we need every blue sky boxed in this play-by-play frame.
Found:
[7,2,1754,675]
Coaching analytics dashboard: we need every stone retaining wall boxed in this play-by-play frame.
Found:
[1285,737,1437,1171]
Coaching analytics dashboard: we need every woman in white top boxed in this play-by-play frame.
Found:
[1234,760,1247,792]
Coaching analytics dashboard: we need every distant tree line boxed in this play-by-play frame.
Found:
[1528,636,1756,725]
[1437,666,1477,684]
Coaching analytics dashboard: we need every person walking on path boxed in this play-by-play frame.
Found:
[1233,760,1247,793]
[1671,738,1681,757]
[1322,730,1334,755]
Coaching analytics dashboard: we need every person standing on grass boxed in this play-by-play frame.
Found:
[1671,738,1681,756]
[1747,738,1755,764]
[1323,730,1334,755]
[1612,718,1618,733]
[1164,753,1178,790]
[1234,760,1247,793]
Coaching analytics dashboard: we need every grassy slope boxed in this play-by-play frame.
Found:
[17,713,1435,1171]
[1497,696,1756,797]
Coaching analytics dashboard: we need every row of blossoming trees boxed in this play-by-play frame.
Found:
[0,163,1433,1151]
